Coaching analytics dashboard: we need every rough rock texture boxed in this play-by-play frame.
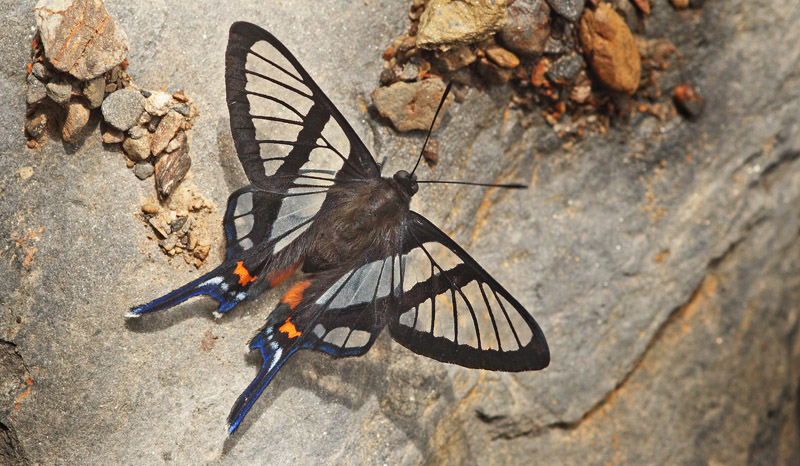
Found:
[416,0,507,50]
[34,0,129,80]
[2,0,800,464]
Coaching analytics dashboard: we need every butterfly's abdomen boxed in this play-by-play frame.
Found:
[303,178,409,273]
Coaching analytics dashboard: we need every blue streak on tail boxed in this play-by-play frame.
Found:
[226,327,300,434]
[127,263,239,317]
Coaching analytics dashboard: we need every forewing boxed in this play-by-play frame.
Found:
[226,21,380,190]
[389,212,550,371]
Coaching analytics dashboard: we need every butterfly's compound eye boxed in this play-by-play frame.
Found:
[394,170,418,196]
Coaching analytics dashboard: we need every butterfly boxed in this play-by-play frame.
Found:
[128,21,549,434]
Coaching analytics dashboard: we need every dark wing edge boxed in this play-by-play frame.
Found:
[390,212,550,372]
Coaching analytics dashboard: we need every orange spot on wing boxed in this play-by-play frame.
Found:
[279,317,302,339]
[281,280,311,310]
[233,261,257,286]
[266,262,300,288]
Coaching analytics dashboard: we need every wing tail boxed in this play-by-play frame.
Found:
[227,303,301,434]
[128,261,245,318]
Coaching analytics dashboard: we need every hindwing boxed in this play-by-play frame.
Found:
[390,212,550,371]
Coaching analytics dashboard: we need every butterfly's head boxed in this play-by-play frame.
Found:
[393,170,418,198]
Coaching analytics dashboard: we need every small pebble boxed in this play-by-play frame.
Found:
[500,0,551,55]
[380,66,400,85]
[144,91,173,116]
[370,78,454,132]
[433,45,476,72]
[476,58,512,85]
[148,217,170,238]
[27,74,47,104]
[25,109,48,139]
[61,99,91,144]
[416,0,507,49]
[82,76,106,109]
[579,3,641,95]
[673,83,704,117]
[128,125,148,139]
[122,132,152,161]
[134,161,155,179]
[46,79,72,105]
[423,139,439,166]
[102,127,125,144]
[155,143,191,198]
[193,244,210,260]
[545,0,584,22]
[187,231,197,250]
[170,216,188,233]
[31,62,52,81]
[102,88,145,131]
[141,200,160,214]
[485,46,520,68]
[151,112,183,156]
[399,63,420,81]
[173,103,192,117]
[165,134,183,153]
[147,115,161,132]
[160,235,178,252]
[545,53,584,84]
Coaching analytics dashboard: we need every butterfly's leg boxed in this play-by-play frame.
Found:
[226,280,313,433]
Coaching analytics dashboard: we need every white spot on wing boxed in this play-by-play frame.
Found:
[269,187,326,240]
[234,192,253,216]
[399,309,416,327]
[345,330,371,348]
[201,277,224,287]
[234,214,254,238]
[268,348,283,372]
[323,327,350,346]
[272,222,310,253]
[316,270,355,305]
[502,294,533,346]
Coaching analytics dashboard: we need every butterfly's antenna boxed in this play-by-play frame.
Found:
[410,81,454,177]
[417,180,527,189]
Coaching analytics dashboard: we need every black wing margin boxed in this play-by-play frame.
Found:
[390,212,550,371]
[225,22,380,189]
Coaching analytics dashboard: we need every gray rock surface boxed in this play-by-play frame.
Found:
[2,0,800,464]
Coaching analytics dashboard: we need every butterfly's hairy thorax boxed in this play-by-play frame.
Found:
[302,176,410,273]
